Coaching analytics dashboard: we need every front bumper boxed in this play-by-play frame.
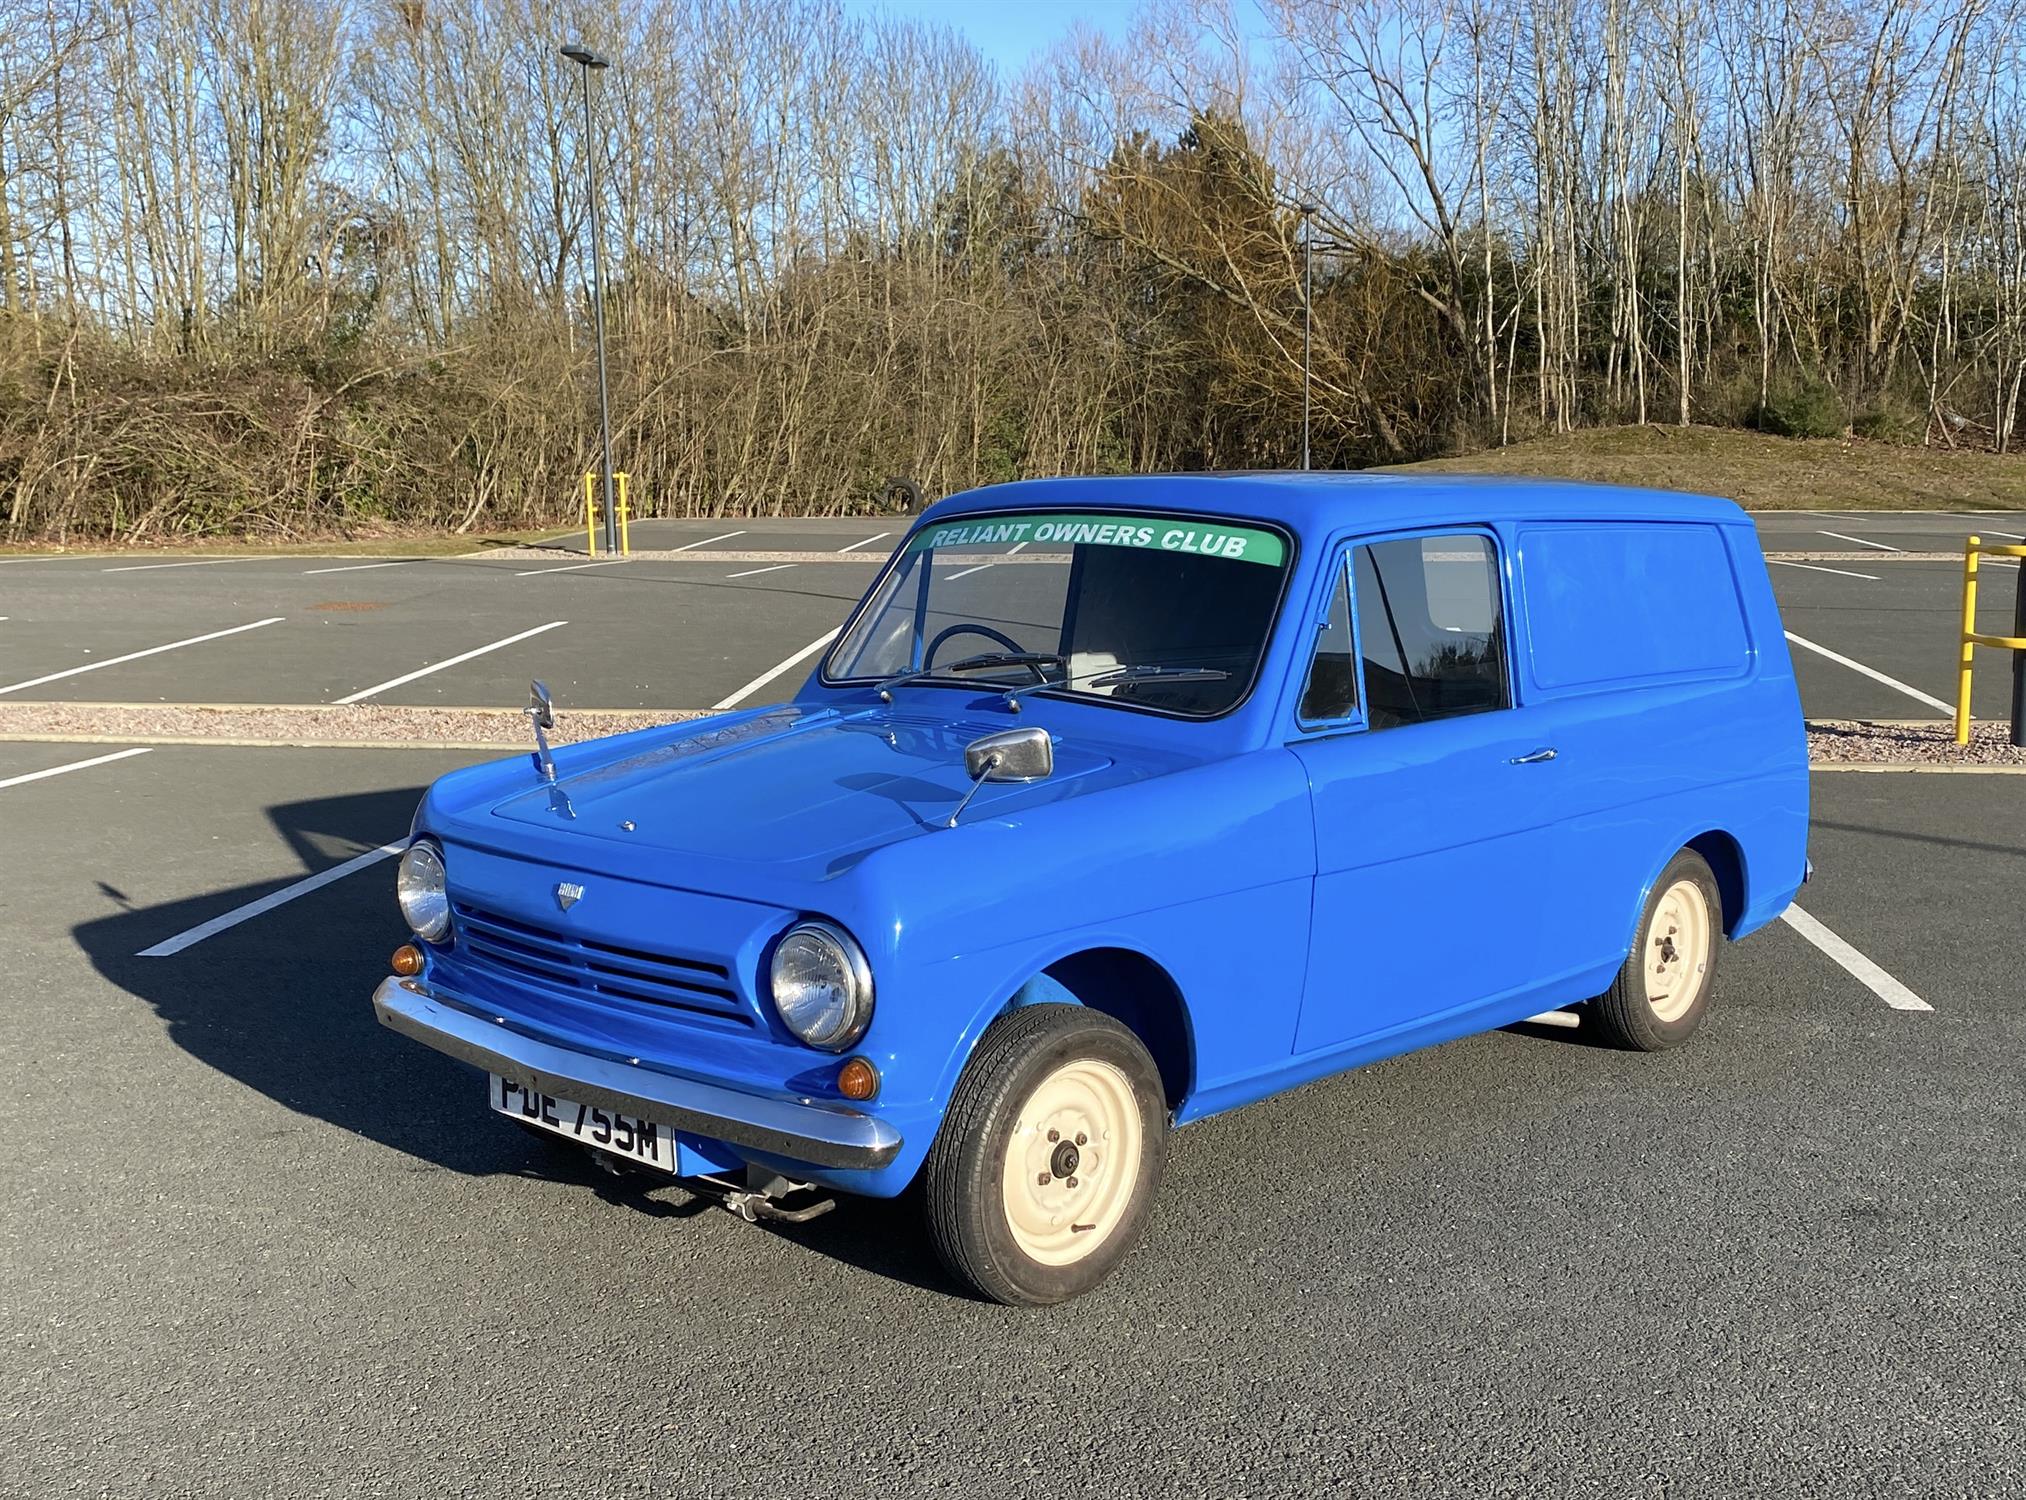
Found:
[372,976,903,1171]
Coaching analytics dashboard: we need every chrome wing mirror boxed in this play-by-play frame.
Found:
[526,679,558,782]
[948,727,1053,828]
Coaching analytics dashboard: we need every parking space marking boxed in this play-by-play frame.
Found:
[1815,530,1904,553]
[674,530,746,552]
[333,620,568,704]
[945,563,994,580]
[514,559,627,577]
[302,560,415,576]
[101,557,258,573]
[839,532,890,552]
[712,628,840,710]
[0,617,285,697]
[726,564,796,579]
[1770,560,1880,580]
[1782,630,1953,714]
[1780,904,1933,1012]
[137,840,407,958]
[0,747,151,790]
[1008,541,1030,555]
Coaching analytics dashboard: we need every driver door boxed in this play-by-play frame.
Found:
[1289,529,1575,1055]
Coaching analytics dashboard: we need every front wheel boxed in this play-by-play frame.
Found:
[923,1004,1167,1306]
[1587,848,1724,1051]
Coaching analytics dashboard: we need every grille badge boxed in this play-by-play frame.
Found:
[554,881,585,913]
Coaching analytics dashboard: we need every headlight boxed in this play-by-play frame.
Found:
[770,920,873,1050]
[396,839,451,943]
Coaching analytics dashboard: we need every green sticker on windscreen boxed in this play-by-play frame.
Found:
[908,512,1286,567]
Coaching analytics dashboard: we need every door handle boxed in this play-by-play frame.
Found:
[1508,746,1558,764]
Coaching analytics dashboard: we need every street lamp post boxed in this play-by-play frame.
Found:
[562,43,618,558]
[1298,203,1318,472]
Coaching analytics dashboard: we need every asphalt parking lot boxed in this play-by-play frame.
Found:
[3,510,2022,719]
[3,510,2024,1497]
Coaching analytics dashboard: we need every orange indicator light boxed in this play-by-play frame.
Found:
[837,1056,880,1101]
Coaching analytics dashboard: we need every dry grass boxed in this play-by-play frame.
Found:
[1388,424,2026,510]
[0,528,566,560]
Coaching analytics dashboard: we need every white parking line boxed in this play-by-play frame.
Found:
[712,628,840,710]
[0,747,152,790]
[333,620,567,704]
[1008,541,1030,555]
[1780,904,1932,1012]
[839,532,890,552]
[727,564,796,579]
[1770,560,1880,580]
[1815,530,1904,553]
[1782,631,1952,714]
[137,841,406,958]
[0,617,285,697]
[674,530,746,552]
[514,559,627,577]
[102,557,258,573]
[302,560,416,576]
[945,563,994,580]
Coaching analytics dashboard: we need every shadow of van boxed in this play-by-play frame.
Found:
[69,781,953,1292]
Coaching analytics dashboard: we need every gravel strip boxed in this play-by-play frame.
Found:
[1807,718,2026,766]
[0,701,704,748]
[7,700,2021,767]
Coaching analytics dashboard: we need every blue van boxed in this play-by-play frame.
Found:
[374,475,1809,1305]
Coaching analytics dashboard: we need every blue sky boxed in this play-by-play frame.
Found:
[837,0,1138,74]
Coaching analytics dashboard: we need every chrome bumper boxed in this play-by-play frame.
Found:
[372,976,902,1171]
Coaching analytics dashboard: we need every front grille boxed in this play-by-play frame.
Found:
[452,900,755,1029]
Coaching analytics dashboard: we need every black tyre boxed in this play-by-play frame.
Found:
[923,1004,1167,1307]
[1587,848,1724,1051]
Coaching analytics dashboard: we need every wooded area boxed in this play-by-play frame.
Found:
[1,0,2019,541]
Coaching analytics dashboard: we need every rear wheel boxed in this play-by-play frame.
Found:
[923,1004,1166,1306]
[1587,849,1724,1051]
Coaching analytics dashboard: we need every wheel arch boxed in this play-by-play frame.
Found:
[1006,946,1196,1113]
[1682,828,1748,938]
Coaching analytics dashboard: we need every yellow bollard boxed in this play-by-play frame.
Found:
[1956,537,1980,744]
[583,471,600,558]
[616,472,631,557]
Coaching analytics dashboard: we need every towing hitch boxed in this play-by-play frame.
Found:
[718,1170,837,1225]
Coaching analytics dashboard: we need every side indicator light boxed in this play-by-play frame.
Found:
[836,1056,880,1102]
[391,944,425,977]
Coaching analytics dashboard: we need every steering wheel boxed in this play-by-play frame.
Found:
[922,623,1049,682]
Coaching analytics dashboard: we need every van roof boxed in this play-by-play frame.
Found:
[926,471,1746,533]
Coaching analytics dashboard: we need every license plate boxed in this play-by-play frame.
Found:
[490,1075,675,1172]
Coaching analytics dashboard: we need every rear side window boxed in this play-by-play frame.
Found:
[1354,534,1510,729]
[1519,524,1748,692]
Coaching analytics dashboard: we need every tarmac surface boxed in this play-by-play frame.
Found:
[2,510,2022,720]
[3,509,2024,1497]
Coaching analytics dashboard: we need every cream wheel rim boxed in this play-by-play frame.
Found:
[999,1057,1143,1267]
[1643,878,1712,1023]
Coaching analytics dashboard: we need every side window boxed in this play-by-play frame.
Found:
[1354,533,1510,730]
[1298,557,1358,722]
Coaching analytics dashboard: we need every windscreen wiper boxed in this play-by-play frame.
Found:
[875,651,1065,702]
[1001,662,1230,711]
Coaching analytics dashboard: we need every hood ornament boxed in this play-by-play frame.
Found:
[525,679,558,782]
[555,881,585,912]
